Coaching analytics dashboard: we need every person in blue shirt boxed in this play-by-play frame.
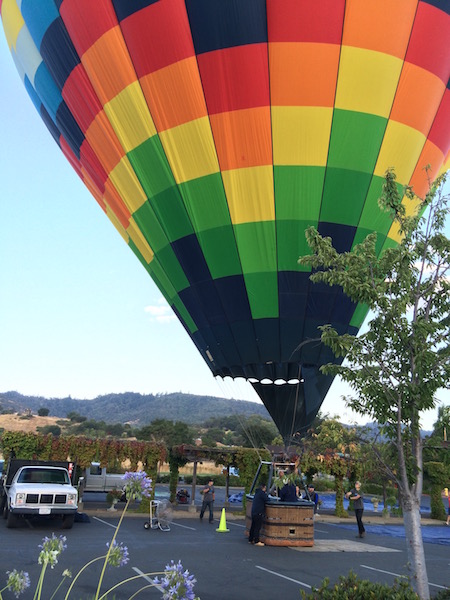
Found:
[305,484,319,513]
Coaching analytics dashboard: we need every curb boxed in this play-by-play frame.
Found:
[79,506,442,526]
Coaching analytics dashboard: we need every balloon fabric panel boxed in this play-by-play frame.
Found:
[2,0,450,442]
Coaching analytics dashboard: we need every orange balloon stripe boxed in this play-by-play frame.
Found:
[84,111,125,176]
[103,180,132,230]
[269,42,340,107]
[81,26,138,106]
[390,63,446,136]
[342,0,418,58]
[140,57,208,132]
[209,107,272,172]
[408,140,445,198]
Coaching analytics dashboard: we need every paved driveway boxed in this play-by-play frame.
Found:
[0,510,448,599]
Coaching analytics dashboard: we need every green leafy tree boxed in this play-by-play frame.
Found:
[235,415,279,448]
[308,418,360,517]
[37,407,49,417]
[136,419,194,447]
[423,406,450,520]
[299,170,450,599]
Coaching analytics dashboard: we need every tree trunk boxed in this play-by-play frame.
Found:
[334,476,347,517]
[402,499,430,599]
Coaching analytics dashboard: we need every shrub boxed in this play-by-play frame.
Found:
[299,571,419,599]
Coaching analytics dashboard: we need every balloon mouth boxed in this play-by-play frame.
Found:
[246,377,304,386]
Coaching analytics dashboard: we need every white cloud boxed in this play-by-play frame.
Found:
[144,299,176,323]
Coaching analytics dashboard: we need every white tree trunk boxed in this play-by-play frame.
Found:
[402,498,430,599]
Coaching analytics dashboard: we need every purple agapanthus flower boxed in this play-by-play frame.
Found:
[6,570,31,598]
[122,471,152,501]
[38,534,67,568]
[153,560,197,600]
[106,540,129,567]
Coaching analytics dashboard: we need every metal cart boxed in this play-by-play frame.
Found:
[143,499,172,532]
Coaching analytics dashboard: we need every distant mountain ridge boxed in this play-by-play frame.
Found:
[0,390,270,427]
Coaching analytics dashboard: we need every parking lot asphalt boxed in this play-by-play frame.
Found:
[1,499,447,600]
[2,478,449,598]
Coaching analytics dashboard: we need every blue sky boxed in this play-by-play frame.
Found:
[0,28,448,431]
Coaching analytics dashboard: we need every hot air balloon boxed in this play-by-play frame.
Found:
[1,0,450,444]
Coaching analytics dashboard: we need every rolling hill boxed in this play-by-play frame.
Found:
[0,390,270,427]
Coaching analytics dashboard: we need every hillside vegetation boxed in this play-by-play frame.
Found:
[0,390,269,428]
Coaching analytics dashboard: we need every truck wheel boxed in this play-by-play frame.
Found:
[62,514,75,529]
[6,509,19,528]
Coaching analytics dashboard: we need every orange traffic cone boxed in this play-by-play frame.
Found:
[216,508,230,532]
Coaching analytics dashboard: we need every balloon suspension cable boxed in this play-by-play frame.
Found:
[287,365,302,450]
[232,402,264,462]
[214,377,264,462]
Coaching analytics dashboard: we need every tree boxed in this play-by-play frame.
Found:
[235,415,279,448]
[136,419,194,447]
[423,406,450,520]
[299,170,450,599]
[305,418,360,517]
[37,407,49,417]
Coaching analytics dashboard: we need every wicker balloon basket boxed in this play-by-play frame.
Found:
[246,498,314,547]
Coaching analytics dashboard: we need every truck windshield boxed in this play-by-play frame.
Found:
[17,469,70,484]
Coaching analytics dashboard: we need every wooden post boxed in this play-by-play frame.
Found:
[189,460,198,513]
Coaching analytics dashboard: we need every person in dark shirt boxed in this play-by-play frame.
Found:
[305,484,319,513]
[199,479,215,523]
[279,481,298,502]
[347,481,365,538]
[249,483,269,546]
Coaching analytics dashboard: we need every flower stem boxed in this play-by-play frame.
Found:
[97,571,165,600]
[94,496,131,599]
[33,564,47,600]
[63,556,105,600]
[49,574,70,600]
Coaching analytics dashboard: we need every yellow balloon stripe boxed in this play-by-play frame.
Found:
[104,81,157,153]
[335,46,402,118]
[222,166,275,225]
[159,116,219,184]
[272,106,332,167]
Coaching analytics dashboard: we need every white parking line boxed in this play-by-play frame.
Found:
[93,516,117,528]
[256,565,312,589]
[168,521,197,530]
[361,565,448,590]
[132,567,154,584]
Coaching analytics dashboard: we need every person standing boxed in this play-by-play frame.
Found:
[347,481,365,538]
[249,483,269,546]
[199,478,215,523]
[446,494,450,526]
[305,484,319,514]
[279,480,298,502]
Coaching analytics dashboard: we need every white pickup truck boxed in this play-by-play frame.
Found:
[1,460,78,529]
[81,463,125,493]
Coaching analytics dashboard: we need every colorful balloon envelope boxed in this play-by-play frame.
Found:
[2,0,450,441]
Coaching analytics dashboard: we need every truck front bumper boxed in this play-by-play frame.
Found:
[10,507,77,516]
